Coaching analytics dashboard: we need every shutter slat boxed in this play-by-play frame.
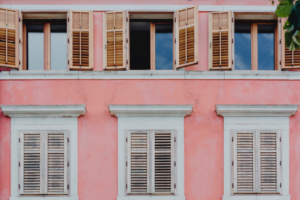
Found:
[176,6,198,69]
[70,11,93,70]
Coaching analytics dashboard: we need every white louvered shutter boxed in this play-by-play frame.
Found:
[257,131,281,194]
[127,131,150,194]
[152,131,176,194]
[232,130,256,194]
[20,131,43,194]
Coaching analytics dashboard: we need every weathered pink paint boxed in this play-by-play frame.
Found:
[0,80,300,200]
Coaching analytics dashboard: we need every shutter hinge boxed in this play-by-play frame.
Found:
[280,183,282,188]
[126,137,128,142]
[19,39,21,44]
[174,137,176,142]
[280,137,281,142]
[280,60,281,66]
[232,183,234,188]
[232,39,234,44]
[126,17,128,22]
[280,39,281,44]
[175,38,176,43]
[175,17,176,23]
[68,38,69,43]
[19,138,20,143]
[68,17,69,22]
[126,38,128,43]
[279,18,281,23]
[19,60,21,65]
[232,17,233,22]
[105,44,107,49]
[175,60,176,65]
[126,184,128,189]
[232,161,234,166]
[67,184,70,189]
[67,138,69,143]
[19,162,20,167]
[280,161,281,166]
[19,17,21,22]
[18,184,20,189]
[126,60,128,65]
[232,60,234,65]
[232,137,233,142]
[174,183,176,189]
[174,161,176,166]
[68,162,70,167]
[68,60,69,65]
[210,42,212,48]
[126,161,127,166]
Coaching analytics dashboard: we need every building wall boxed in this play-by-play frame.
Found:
[0,80,300,200]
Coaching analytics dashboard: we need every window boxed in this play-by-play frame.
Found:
[209,12,281,71]
[126,130,176,195]
[231,130,281,194]
[19,131,69,195]
[103,6,199,71]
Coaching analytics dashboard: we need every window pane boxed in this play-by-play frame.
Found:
[258,24,275,70]
[27,24,44,70]
[51,24,67,70]
[155,24,173,70]
[235,24,251,70]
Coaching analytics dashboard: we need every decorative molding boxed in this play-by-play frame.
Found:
[0,5,276,12]
[2,71,300,80]
[216,104,299,117]
[1,105,86,118]
[109,105,193,117]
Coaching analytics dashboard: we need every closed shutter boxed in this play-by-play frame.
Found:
[70,11,93,70]
[45,131,68,194]
[127,131,150,194]
[103,11,126,70]
[175,6,198,69]
[257,131,281,194]
[281,17,300,69]
[209,11,232,70]
[0,7,19,69]
[20,131,43,194]
[232,130,256,193]
[153,131,176,194]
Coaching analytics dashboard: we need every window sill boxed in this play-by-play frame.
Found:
[223,195,290,200]
[10,197,78,200]
[118,196,185,200]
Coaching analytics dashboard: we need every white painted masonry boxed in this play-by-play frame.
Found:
[1,105,86,200]
[109,105,192,200]
[216,105,298,200]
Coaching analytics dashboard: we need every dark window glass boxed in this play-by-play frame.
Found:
[51,24,67,70]
[258,24,275,70]
[235,24,251,70]
[130,22,150,70]
[155,24,173,70]
[27,24,44,70]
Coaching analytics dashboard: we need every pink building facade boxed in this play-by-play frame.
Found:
[0,1,300,200]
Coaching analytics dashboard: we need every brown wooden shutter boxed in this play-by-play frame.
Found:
[232,130,256,194]
[103,11,126,70]
[20,131,43,194]
[45,131,68,194]
[257,131,281,194]
[209,11,232,70]
[281,17,300,69]
[127,131,150,194]
[70,11,93,70]
[153,131,176,194]
[0,7,19,69]
[175,6,198,69]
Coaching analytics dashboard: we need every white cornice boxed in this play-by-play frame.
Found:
[1,105,86,118]
[216,104,299,117]
[109,105,193,117]
[1,71,300,80]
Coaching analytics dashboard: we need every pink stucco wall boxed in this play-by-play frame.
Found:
[0,80,300,200]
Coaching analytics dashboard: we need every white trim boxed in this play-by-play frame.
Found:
[216,105,299,117]
[1,105,86,118]
[109,105,192,117]
[2,71,300,80]
[0,5,276,12]
[10,118,78,200]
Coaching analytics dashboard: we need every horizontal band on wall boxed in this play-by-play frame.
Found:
[1,71,300,80]
[1,5,276,12]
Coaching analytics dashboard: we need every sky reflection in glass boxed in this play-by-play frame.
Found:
[235,24,251,70]
[155,24,173,70]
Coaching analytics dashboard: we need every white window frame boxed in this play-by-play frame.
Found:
[109,105,192,200]
[1,105,86,200]
[216,104,298,200]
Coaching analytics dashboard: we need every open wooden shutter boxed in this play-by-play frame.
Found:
[44,131,68,194]
[70,11,93,70]
[209,11,232,70]
[20,131,43,194]
[232,130,256,194]
[0,7,19,69]
[281,17,300,70]
[103,11,126,70]
[257,131,281,194]
[127,131,150,194]
[175,6,198,69]
[152,131,176,194]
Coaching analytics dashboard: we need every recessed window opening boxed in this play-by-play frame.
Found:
[129,13,174,70]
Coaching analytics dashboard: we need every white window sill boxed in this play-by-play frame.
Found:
[10,197,78,200]
[223,195,290,200]
[118,196,185,200]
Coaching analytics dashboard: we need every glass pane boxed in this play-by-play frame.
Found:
[51,24,67,70]
[155,24,173,70]
[235,24,251,70]
[258,24,275,70]
[27,24,44,70]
